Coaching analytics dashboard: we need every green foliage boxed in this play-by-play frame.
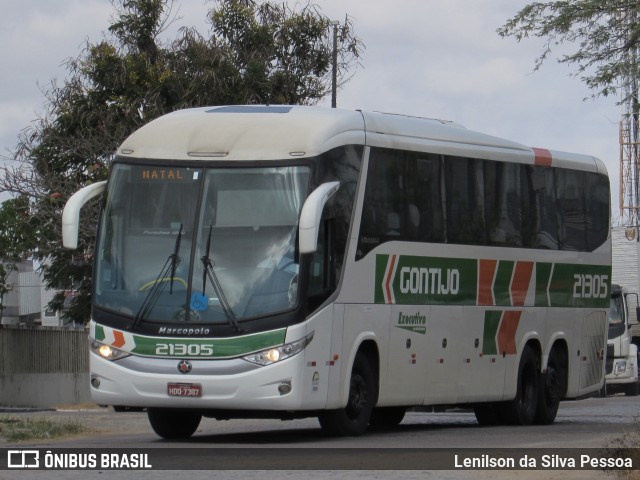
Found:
[498,0,640,100]
[0,0,362,323]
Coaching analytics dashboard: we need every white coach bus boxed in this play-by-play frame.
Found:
[62,105,611,438]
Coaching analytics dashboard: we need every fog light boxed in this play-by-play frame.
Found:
[278,381,292,395]
[91,376,101,389]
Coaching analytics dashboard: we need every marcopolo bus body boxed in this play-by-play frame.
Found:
[62,106,611,438]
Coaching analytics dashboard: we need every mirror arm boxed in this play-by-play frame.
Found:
[62,181,107,249]
[298,181,340,254]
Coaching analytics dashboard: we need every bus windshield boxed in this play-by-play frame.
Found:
[95,163,310,326]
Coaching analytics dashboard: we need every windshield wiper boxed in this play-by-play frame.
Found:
[130,224,183,331]
[201,225,242,332]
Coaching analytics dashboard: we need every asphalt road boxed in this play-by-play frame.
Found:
[1,394,639,480]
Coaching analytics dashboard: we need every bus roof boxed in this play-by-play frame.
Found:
[117,105,607,174]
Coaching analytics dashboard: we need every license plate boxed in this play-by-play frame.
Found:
[167,383,202,397]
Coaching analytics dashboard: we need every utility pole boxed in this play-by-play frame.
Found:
[619,9,640,235]
[331,20,339,108]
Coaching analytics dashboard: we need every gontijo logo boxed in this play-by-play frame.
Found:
[375,254,610,308]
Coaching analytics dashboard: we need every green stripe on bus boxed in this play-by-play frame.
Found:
[95,324,105,342]
[377,254,478,305]
[493,260,514,306]
[129,328,288,358]
[374,254,390,304]
[482,311,502,355]
[535,262,553,307]
[375,254,610,308]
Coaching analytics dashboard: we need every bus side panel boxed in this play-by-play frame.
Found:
[324,303,345,409]
[383,304,429,406]
[298,304,335,409]
[336,304,389,409]
[422,306,462,405]
[456,306,509,403]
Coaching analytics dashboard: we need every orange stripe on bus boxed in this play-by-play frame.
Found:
[112,330,126,348]
[511,261,534,306]
[497,311,521,355]
[478,259,497,305]
[532,147,552,166]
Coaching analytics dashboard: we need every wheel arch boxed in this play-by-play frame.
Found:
[340,335,380,407]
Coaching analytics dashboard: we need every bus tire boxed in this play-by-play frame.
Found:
[369,407,406,427]
[147,408,202,439]
[473,403,501,426]
[535,346,567,425]
[501,345,539,426]
[318,352,377,436]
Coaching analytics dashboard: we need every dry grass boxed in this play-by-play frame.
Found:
[0,416,88,442]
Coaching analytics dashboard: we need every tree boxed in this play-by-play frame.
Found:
[498,1,640,100]
[0,0,362,323]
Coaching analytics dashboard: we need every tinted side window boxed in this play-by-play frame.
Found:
[355,147,609,258]
[413,153,445,243]
[556,169,587,251]
[357,149,406,259]
[445,157,486,245]
[526,166,559,249]
[357,148,445,259]
[484,161,523,247]
[585,172,610,251]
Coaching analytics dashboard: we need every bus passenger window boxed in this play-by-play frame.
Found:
[555,169,587,251]
[585,173,609,251]
[444,157,486,245]
[527,166,559,249]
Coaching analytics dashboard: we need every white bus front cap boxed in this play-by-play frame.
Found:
[62,181,107,249]
[298,181,340,254]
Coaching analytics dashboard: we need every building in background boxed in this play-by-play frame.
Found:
[0,259,63,327]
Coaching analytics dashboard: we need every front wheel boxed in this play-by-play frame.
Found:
[318,353,377,436]
[369,407,406,427]
[147,408,202,439]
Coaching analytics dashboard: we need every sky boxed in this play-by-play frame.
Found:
[0,0,623,218]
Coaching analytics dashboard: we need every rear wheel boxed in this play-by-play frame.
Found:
[501,345,539,426]
[319,352,377,436]
[535,346,567,425]
[473,403,501,426]
[147,408,202,439]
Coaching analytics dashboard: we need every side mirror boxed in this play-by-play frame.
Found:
[62,181,107,249]
[298,181,340,254]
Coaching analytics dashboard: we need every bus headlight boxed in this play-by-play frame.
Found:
[243,332,314,366]
[90,340,130,361]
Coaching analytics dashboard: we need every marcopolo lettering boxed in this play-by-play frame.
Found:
[399,266,460,296]
[158,327,211,335]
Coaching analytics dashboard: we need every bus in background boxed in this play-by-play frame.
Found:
[62,106,610,438]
